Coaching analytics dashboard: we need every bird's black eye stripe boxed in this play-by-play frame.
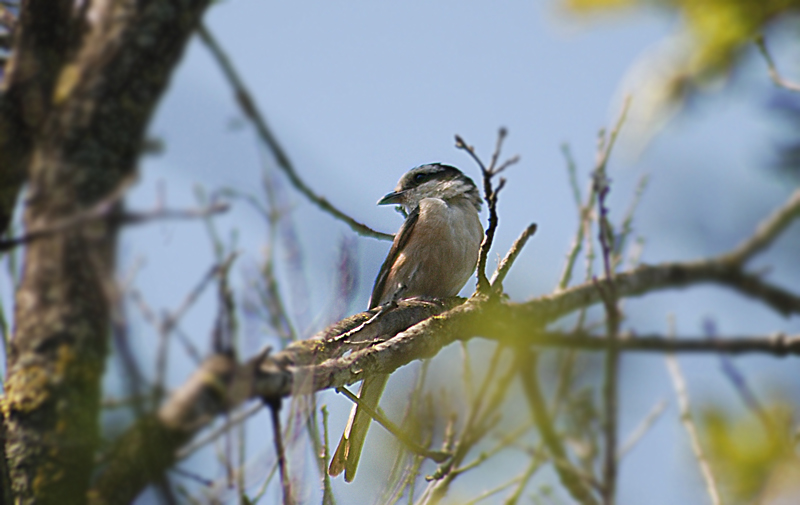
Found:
[413,173,428,184]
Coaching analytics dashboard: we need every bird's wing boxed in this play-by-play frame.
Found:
[368,205,420,309]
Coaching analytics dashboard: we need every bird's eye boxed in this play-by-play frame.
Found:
[413,173,427,184]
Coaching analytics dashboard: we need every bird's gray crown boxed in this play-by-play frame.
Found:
[392,163,482,212]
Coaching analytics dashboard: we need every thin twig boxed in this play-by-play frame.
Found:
[129,289,203,365]
[557,145,597,291]
[563,143,583,207]
[665,354,722,505]
[320,406,336,505]
[519,350,600,505]
[177,404,263,460]
[503,456,547,505]
[335,386,451,463]
[152,253,238,408]
[611,173,649,271]
[0,198,228,252]
[196,24,391,241]
[462,475,524,505]
[724,187,800,265]
[490,223,537,289]
[266,399,295,505]
[455,129,519,294]
[755,35,800,93]
[616,399,668,460]
[592,98,631,505]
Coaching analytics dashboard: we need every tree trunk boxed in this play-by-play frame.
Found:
[2,2,210,503]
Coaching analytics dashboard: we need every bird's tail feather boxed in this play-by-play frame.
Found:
[328,373,390,482]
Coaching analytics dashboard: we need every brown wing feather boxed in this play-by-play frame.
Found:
[368,206,419,309]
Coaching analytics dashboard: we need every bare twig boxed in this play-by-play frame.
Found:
[558,145,596,291]
[490,223,537,289]
[129,289,203,365]
[592,97,631,505]
[724,187,800,265]
[153,253,238,407]
[335,386,451,463]
[0,189,229,252]
[665,354,722,505]
[617,399,668,460]
[563,143,583,207]
[756,35,800,93]
[420,344,518,503]
[176,404,262,460]
[519,349,600,505]
[462,475,524,505]
[502,456,547,505]
[196,24,391,241]
[455,129,519,294]
[612,174,649,271]
[320,406,336,505]
[266,399,295,505]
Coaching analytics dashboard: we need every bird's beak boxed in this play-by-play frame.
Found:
[377,190,405,205]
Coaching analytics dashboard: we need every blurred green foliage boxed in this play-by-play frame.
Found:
[564,0,800,96]
[699,400,798,503]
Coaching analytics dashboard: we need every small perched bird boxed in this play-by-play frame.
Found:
[328,163,484,481]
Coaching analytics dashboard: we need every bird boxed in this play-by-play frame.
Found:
[328,163,484,482]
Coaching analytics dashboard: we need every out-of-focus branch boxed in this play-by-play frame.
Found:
[88,298,456,503]
[723,187,800,265]
[666,355,722,505]
[520,350,600,505]
[196,24,392,241]
[592,97,630,505]
[756,36,800,93]
[617,399,668,460]
[526,331,800,355]
[335,386,450,462]
[0,197,229,252]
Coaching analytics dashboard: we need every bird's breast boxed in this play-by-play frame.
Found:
[384,197,483,302]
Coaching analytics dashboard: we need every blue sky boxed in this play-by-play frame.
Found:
[8,1,800,503]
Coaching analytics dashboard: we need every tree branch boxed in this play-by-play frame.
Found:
[665,354,722,505]
[520,350,600,505]
[756,35,800,93]
[196,24,392,241]
[723,187,800,265]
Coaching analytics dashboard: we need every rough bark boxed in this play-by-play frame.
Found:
[1,2,210,503]
[0,0,76,235]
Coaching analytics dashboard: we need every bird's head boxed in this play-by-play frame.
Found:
[378,163,482,214]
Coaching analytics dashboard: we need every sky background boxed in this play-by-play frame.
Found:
[120,2,800,504]
[4,1,800,504]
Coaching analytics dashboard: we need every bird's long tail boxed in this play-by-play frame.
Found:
[328,373,390,482]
